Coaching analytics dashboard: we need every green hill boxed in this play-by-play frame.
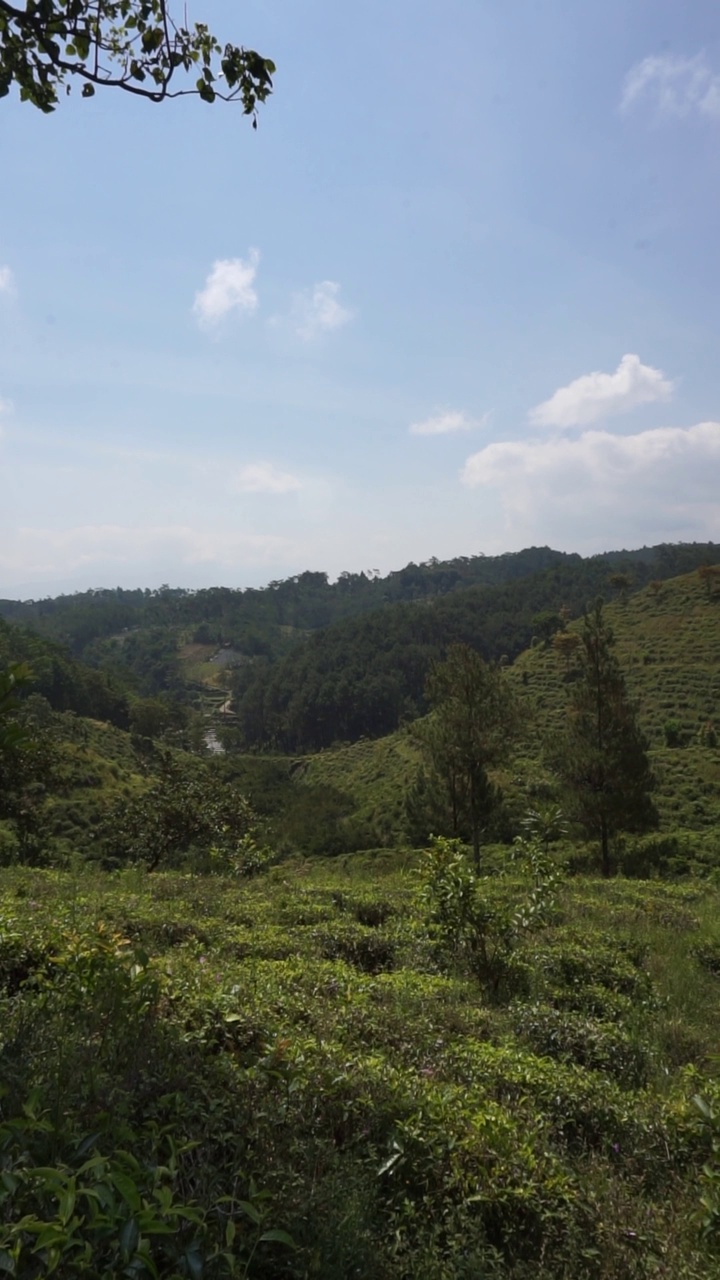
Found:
[296,731,423,847]
[509,568,720,839]
[2,561,720,1277]
[230,543,720,753]
[2,563,718,869]
[293,567,720,865]
[2,543,717,745]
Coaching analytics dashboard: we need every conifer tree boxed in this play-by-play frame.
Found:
[421,644,516,870]
[554,600,657,876]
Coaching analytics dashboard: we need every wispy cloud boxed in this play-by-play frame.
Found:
[0,266,16,296]
[621,53,720,121]
[409,410,486,436]
[461,421,720,546]
[193,251,260,328]
[529,354,674,431]
[230,462,303,495]
[292,281,353,340]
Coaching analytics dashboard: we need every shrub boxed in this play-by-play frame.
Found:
[315,923,396,973]
[665,719,687,747]
[0,1104,294,1278]
[511,1003,650,1087]
[691,940,720,975]
[616,832,691,879]
[693,1093,720,1243]
[0,821,20,866]
[418,832,562,1000]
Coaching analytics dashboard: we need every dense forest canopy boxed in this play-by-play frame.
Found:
[1,542,714,651]
[1,541,717,753]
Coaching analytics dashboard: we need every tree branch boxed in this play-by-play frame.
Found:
[0,0,274,113]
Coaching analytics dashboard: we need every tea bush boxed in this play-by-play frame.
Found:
[0,862,718,1277]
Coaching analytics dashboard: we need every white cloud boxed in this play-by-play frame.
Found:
[193,251,260,328]
[0,266,15,295]
[461,421,720,546]
[409,410,486,436]
[621,53,720,121]
[230,462,303,494]
[529,354,674,431]
[293,281,353,340]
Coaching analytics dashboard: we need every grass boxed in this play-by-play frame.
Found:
[1,856,719,1277]
[177,641,229,690]
[297,731,422,845]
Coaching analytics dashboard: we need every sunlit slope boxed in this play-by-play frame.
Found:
[0,717,150,861]
[301,567,720,844]
[16,567,717,860]
[509,568,720,832]
[296,731,422,846]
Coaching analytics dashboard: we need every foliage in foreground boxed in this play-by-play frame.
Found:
[0,858,719,1277]
[0,0,275,115]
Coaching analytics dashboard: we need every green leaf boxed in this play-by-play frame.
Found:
[111,1172,141,1211]
[237,1200,262,1225]
[138,1218,175,1235]
[120,1216,139,1257]
[33,1226,69,1249]
[58,1183,76,1225]
[259,1229,296,1247]
[81,83,95,97]
[377,1147,403,1177]
[184,1248,204,1280]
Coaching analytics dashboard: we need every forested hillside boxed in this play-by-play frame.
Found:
[1,552,718,866]
[0,617,129,727]
[1,540,712,680]
[230,542,719,752]
[297,568,720,863]
[0,546,580,651]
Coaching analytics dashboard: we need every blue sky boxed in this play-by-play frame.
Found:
[1,0,720,596]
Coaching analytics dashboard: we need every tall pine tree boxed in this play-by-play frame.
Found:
[554,600,657,876]
[418,644,517,870]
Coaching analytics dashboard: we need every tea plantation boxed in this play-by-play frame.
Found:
[1,853,720,1278]
[1,563,720,1276]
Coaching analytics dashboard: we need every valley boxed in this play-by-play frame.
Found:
[0,541,719,1277]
